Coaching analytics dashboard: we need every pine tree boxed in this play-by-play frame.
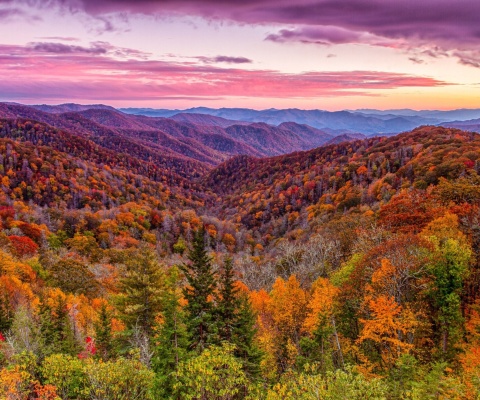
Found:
[181,227,217,351]
[115,245,165,337]
[0,292,13,333]
[152,266,189,398]
[232,293,263,379]
[217,257,262,379]
[94,302,114,360]
[38,300,60,356]
[39,296,80,356]
[217,257,237,342]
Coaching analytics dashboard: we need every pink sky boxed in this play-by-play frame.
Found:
[0,0,479,110]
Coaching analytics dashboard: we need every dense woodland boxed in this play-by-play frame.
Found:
[1,108,480,399]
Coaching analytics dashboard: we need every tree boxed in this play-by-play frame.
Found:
[94,301,114,361]
[357,259,420,374]
[268,275,308,371]
[181,228,217,351]
[0,291,12,334]
[266,365,388,400]
[41,354,88,400]
[115,246,165,337]
[173,343,250,400]
[86,356,155,400]
[216,257,237,343]
[231,291,263,380]
[38,294,80,357]
[422,213,472,359]
[43,257,100,298]
[215,258,262,378]
[152,266,189,399]
[301,277,341,372]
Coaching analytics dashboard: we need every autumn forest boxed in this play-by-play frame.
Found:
[0,100,478,399]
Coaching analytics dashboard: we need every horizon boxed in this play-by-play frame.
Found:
[5,101,480,114]
[1,1,479,110]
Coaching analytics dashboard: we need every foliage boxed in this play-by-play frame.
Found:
[173,343,250,400]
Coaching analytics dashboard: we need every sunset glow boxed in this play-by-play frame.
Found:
[1,0,479,109]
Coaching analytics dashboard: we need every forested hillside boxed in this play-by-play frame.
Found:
[1,111,480,399]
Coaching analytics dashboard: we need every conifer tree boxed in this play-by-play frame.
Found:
[115,245,165,337]
[0,292,12,333]
[181,228,217,351]
[94,302,114,360]
[217,257,237,342]
[232,293,263,379]
[217,257,262,378]
[39,297,80,356]
[152,266,189,398]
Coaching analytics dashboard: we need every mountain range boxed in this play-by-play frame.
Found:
[1,102,479,186]
[119,106,480,135]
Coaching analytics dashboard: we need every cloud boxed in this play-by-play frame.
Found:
[25,41,151,59]
[454,51,480,69]
[265,25,397,47]
[0,43,450,103]
[409,57,424,65]
[0,6,41,22]
[0,7,23,20]
[197,55,253,64]
[36,36,80,42]
[28,42,108,55]
[23,0,479,67]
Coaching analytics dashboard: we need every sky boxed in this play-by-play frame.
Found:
[0,0,479,110]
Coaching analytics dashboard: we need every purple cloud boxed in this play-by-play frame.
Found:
[0,7,23,20]
[265,25,394,47]
[25,41,151,59]
[28,42,108,55]
[28,0,479,67]
[36,36,80,42]
[197,55,253,64]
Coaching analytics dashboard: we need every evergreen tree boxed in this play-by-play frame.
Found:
[39,296,80,356]
[94,302,114,360]
[217,257,262,379]
[115,245,165,337]
[181,228,217,351]
[38,301,60,356]
[217,257,237,342]
[232,293,262,379]
[152,266,189,398]
[0,292,13,333]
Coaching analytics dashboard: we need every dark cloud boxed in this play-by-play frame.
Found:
[35,0,479,67]
[409,57,424,65]
[0,6,40,22]
[265,26,391,46]
[25,41,151,59]
[0,7,22,20]
[197,55,253,64]
[28,42,108,55]
[454,51,480,69]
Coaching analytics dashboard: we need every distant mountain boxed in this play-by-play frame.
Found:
[0,103,353,175]
[439,118,480,133]
[119,107,179,118]
[353,108,480,122]
[121,107,444,135]
[324,133,367,145]
[170,113,249,128]
[32,103,116,113]
[121,106,480,135]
